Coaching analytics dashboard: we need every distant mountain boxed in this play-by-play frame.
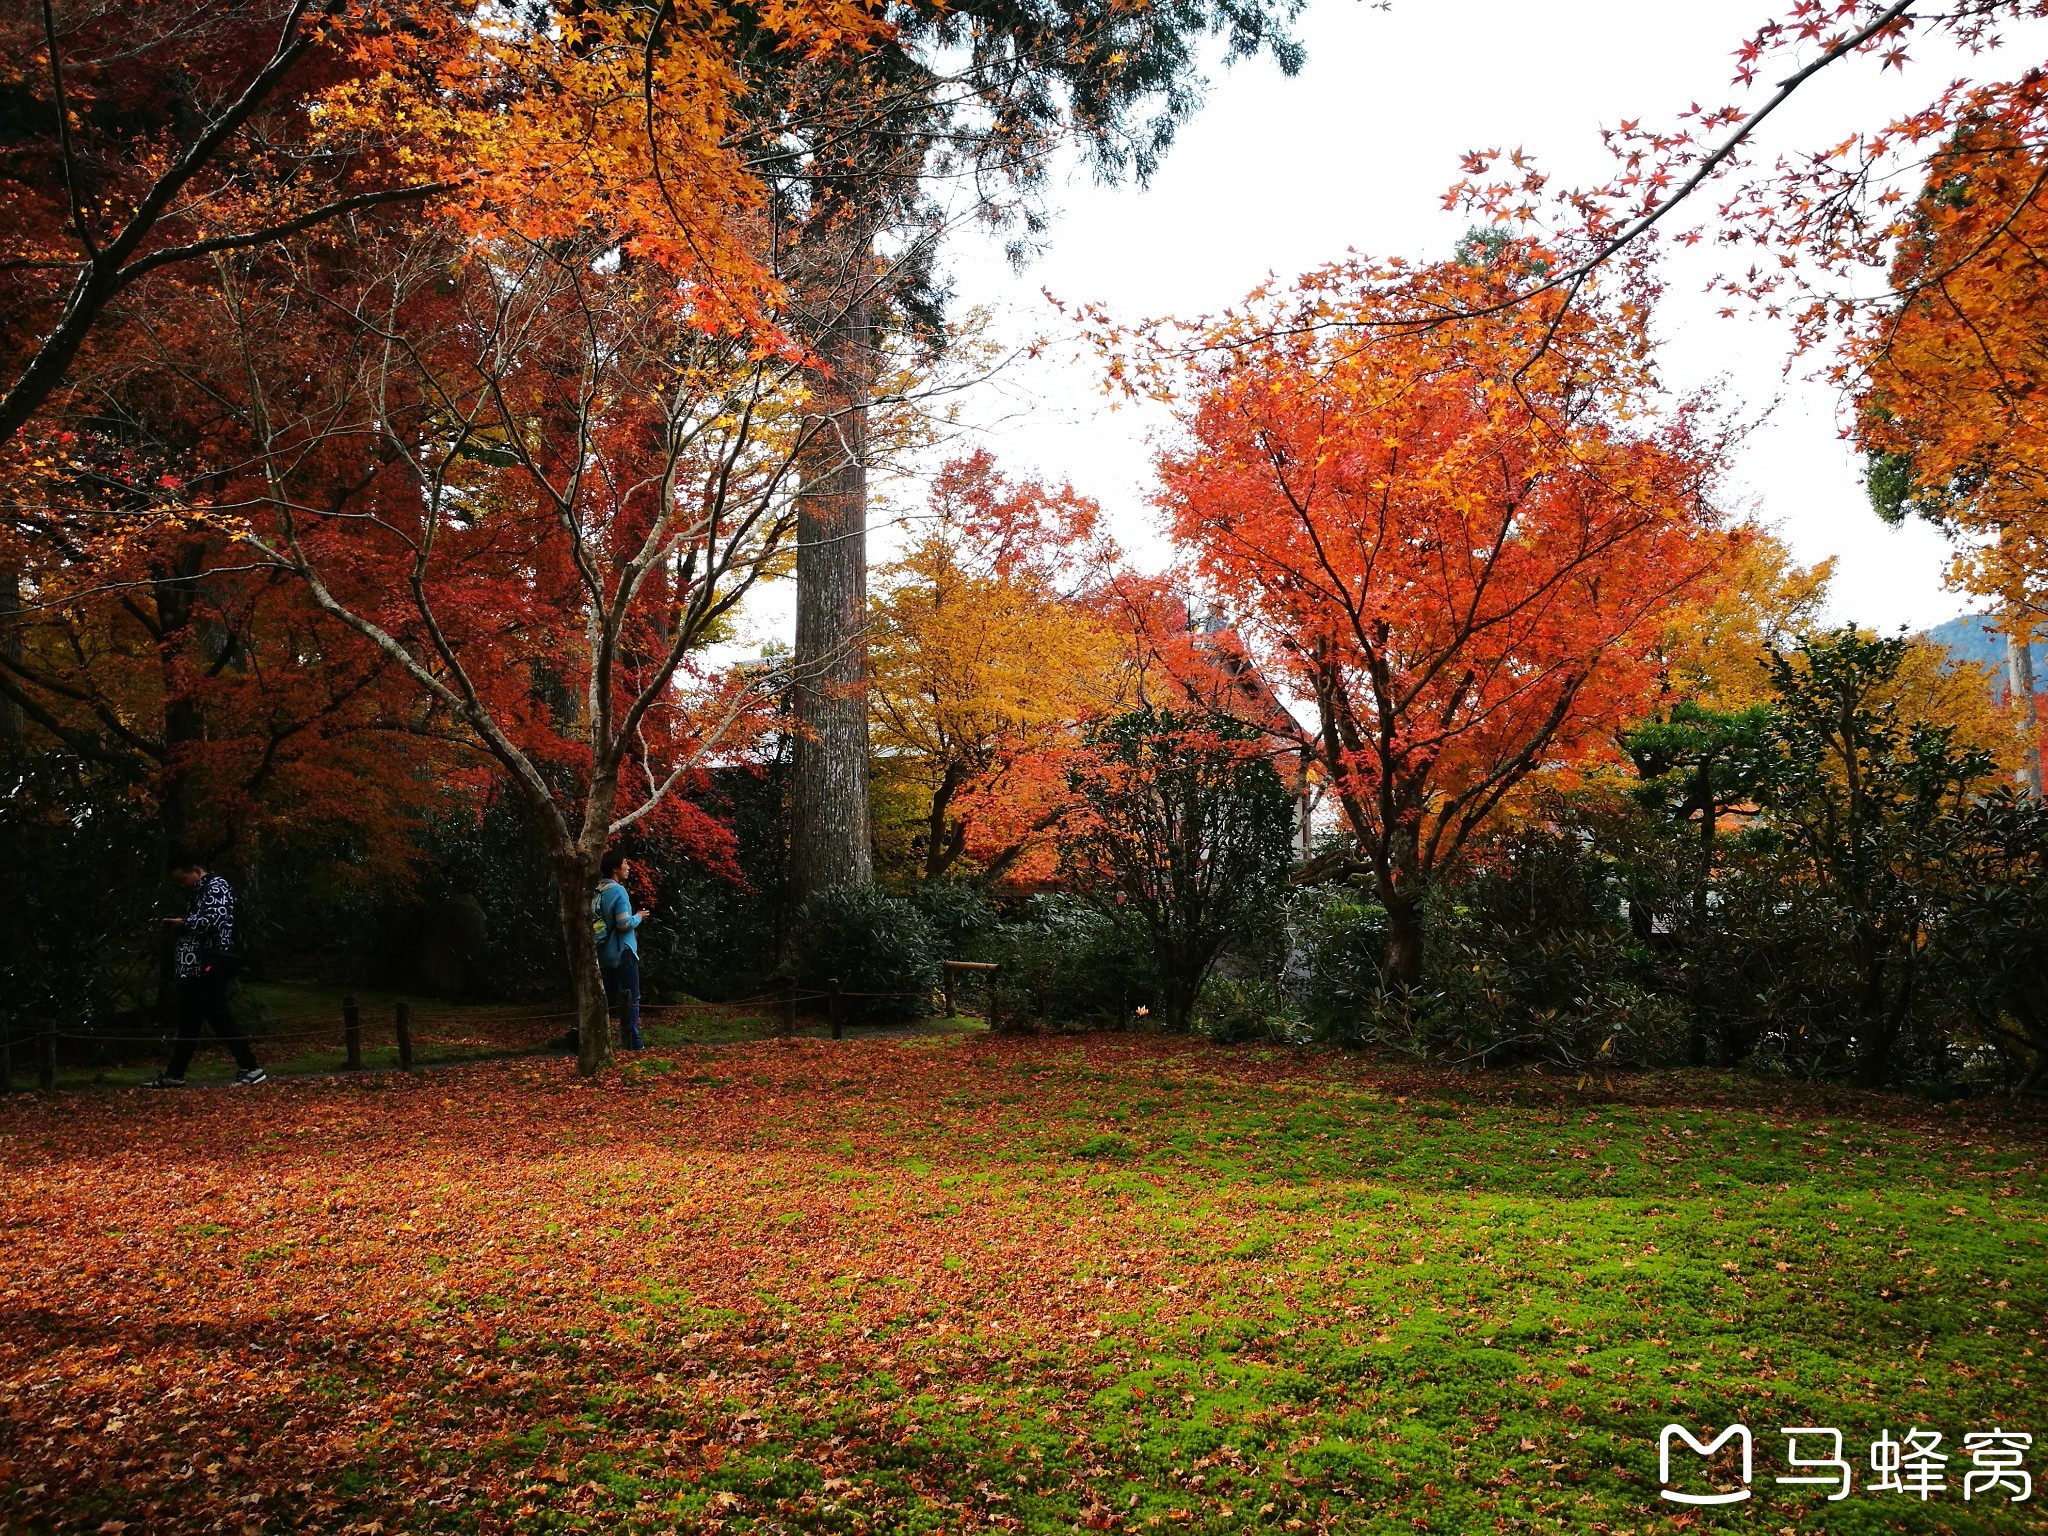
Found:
[1921,613,2012,674]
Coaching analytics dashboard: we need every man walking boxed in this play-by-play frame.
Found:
[592,849,648,1050]
[148,854,265,1087]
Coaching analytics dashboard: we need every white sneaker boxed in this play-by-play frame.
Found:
[232,1068,268,1086]
[144,1073,186,1089]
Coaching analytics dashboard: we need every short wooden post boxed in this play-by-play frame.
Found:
[0,1010,11,1094]
[342,995,361,1071]
[395,1000,413,1072]
[781,981,796,1040]
[828,977,842,1041]
[943,961,1000,1031]
[39,1023,56,1092]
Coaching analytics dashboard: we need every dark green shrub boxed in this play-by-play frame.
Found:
[988,893,1157,1027]
[912,880,1001,961]
[1289,885,1390,1037]
[1292,826,1682,1067]
[1422,827,1683,1067]
[1194,974,1305,1045]
[1757,629,1999,1086]
[791,886,940,1024]
[0,757,164,1060]
[1062,708,1295,1029]
[1933,789,2048,1091]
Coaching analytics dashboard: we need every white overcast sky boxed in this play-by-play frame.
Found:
[861,0,2048,637]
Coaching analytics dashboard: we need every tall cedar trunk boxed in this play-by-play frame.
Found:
[554,850,612,1077]
[789,279,874,908]
[0,565,21,755]
[2008,609,2041,797]
[153,544,208,858]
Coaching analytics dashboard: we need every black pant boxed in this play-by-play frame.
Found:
[168,972,257,1077]
[604,950,642,1048]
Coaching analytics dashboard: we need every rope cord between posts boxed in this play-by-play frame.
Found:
[36,1010,588,1045]
[13,977,994,1056]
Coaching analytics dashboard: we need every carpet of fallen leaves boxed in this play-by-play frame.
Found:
[3,1035,2045,1534]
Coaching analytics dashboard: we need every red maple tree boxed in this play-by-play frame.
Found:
[1146,243,1730,986]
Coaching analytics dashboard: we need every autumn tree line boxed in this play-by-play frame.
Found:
[3,1,2047,1093]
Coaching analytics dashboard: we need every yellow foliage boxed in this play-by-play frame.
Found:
[1659,526,1834,709]
[869,454,1118,883]
[1884,638,2029,777]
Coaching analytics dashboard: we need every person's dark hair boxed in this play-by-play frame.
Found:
[599,848,629,878]
[166,849,206,874]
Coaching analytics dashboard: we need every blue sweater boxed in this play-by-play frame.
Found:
[592,880,640,967]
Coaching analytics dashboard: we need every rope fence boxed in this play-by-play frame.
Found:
[1,962,1007,1092]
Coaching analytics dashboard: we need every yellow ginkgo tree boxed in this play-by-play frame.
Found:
[870,453,1119,885]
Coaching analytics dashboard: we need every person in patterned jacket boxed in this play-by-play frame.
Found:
[147,854,265,1087]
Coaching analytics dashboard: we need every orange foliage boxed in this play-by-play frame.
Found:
[1,1,873,446]
[1854,121,2048,618]
[1137,243,1728,980]
[871,453,1118,886]
[0,0,876,909]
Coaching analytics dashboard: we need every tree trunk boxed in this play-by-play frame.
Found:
[152,544,209,858]
[789,276,874,908]
[1154,928,1218,1034]
[2008,609,2041,797]
[1160,968,1201,1033]
[1382,886,1426,992]
[1853,923,1892,1089]
[1685,758,1714,1068]
[0,565,21,756]
[553,850,613,1077]
[921,760,968,881]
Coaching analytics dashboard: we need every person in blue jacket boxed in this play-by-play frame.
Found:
[591,849,649,1050]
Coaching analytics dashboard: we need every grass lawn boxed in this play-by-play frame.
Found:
[1,1035,2043,1533]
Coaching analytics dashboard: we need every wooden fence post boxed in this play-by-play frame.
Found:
[781,982,796,1040]
[395,1000,413,1072]
[941,961,1002,1032]
[0,1010,11,1095]
[342,995,361,1071]
[829,977,842,1041]
[39,1023,56,1093]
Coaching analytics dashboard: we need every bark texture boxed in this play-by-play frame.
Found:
[0,567,22,755]
[2008,611,2042,797]
[789,286,874,904]
[553,851,613,1077]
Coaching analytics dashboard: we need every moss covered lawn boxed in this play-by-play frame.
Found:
[1,1035,2042,1533]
